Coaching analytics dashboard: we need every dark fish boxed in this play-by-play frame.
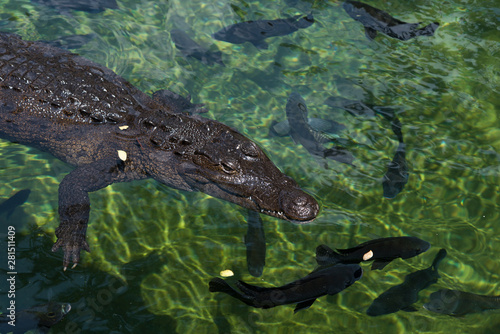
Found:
[286,92,354,165]
[324,96,403,143]
[244,210,266,277]
[269,117,346,138]
[213,14,314,49]
[316,236,430,270]
[0,302,71,334]
[40,33,95,50]
[0,189,31,218]
[209,263,362,313]
[424,289,500,316]
[342,1,439,41]
[170,29,224,66]
[367,248,447,316]
[152,89,208,114]
[382,142,408,199]
[31,0,118,13]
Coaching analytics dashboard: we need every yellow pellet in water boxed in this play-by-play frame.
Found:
[119,125,129,130]
[220,269,234,277]
[363,250,374,261]
[117,150,127,161]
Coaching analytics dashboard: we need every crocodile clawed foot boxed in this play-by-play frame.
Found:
[52,236,90,271]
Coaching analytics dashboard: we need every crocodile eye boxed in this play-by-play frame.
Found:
[221,161,238,174]
[240,141,259,157]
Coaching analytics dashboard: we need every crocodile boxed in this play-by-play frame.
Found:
[0,32,319,270]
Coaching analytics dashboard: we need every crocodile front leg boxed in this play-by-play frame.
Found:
[51,158,137,270]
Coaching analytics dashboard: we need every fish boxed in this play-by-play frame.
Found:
[366,248,447,316]
[152,89,208,114]
[382,142,408,199]
[424,289,500,316]
[244,210,266,277]
[0,302,71,334]
[0,189,31,218]
[268,117,346,138]
[324,96,403,143]
[324,95,407,197]
[170,29,225,66]
[31,0,118,13]
[342,0,439,41]
[286,92,354,165]
[316,236,430,270]
[212,14,314,49]
[209,263,362,313]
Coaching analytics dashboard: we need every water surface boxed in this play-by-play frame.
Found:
[1,0,500,333]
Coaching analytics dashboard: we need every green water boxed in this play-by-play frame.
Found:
[1,0,500,333]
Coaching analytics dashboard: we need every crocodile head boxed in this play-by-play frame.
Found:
[187,127,318,222]
[146,116,319,223]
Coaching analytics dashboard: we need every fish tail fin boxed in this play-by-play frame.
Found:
[315,244,340,266]
[417,22,440,36]
[431,248,447,273]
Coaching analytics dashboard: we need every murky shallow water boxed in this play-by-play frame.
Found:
[1,0,500,333]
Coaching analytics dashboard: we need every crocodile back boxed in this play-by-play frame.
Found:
[0,32,154,127]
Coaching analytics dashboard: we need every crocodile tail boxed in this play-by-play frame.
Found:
[315,244,341,266]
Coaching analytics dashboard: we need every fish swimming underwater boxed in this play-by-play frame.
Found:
[0,189,31,219]
[324,95,407,197]
[245,209,266,277]
[0,33,319,269]
[367,248,447,316]
[424,289,500,316]
[170,29,224,66]
[286,92,354,165]
[342,0,439,41]
[209,263,362,313]
[268,117,346,138]
[213,14,314,49]
[324,96,403,143]
[31,0,118,13]
[316,236,430,270]
[382,142,408,199]
[151,89,208,115]
[0,302,71,334]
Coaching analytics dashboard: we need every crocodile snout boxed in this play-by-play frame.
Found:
[279,188,319,222]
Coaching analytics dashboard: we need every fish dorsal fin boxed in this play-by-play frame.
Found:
[364,27,378,40]
[294,298,317,313]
